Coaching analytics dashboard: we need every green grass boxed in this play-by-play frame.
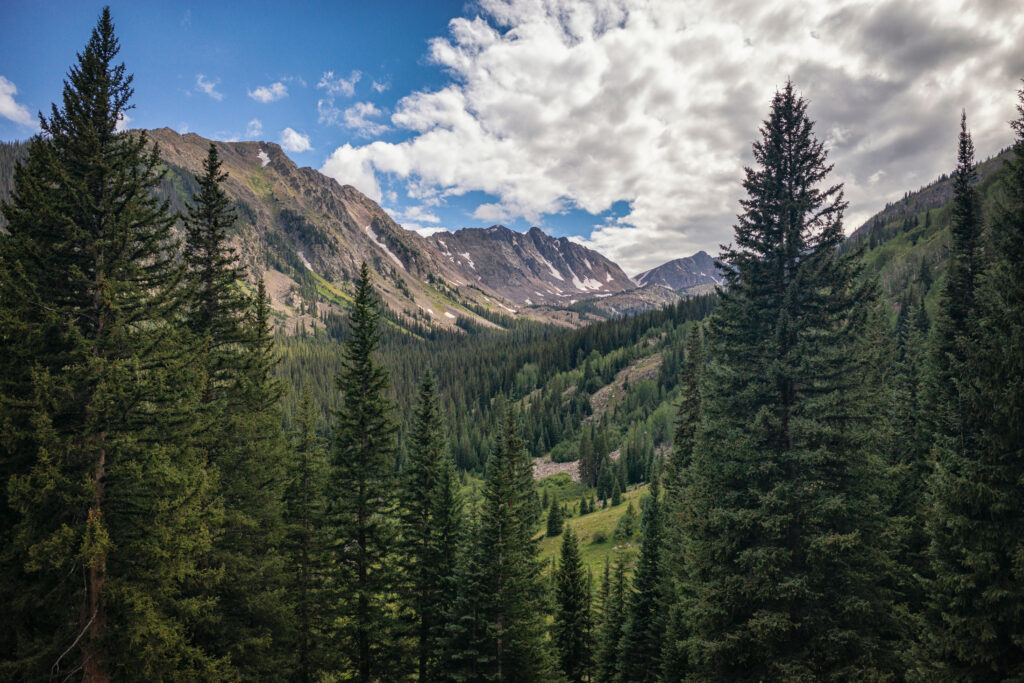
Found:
[538,481,648,577]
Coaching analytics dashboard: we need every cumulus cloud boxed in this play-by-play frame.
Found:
[320,0,1024,274]
[0,76,36,128]
[405,224,450,236]
[396,205,442,224]
[317,70,361,97]
[344,102,389,137]
[248,81,288,103]
[372,80,390,93]
[280,127,312,153]
[115,112,132,132]
[247,118,263,138]
[195,74,223,101]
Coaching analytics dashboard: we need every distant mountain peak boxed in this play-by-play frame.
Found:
[635,251,724,292]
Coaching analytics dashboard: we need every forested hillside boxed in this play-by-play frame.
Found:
[3,8,1024,682]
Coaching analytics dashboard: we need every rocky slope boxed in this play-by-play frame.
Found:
[428,225,635,306]
[634,250,724,292]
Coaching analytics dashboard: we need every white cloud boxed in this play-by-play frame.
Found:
[280,127,313,153]
[372,80,389,93]
[396,205,442,223]
[0,76,36,128]
[248,81,288,103]
[317,98,342,126]
[114,112,132,132]
[317,70,361,97]
[322,143,382,199]
[344,102,389,136]
[320,0,1024,274]
[247,118,263,138]
[195,74,223,101]
[404,224,450,237]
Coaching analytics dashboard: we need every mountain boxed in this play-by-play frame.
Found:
[428,225,635,306]
[634,250,724,292]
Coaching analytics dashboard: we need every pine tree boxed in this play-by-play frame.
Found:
[618,482,665,682]
[447,406,552,680]
[183,142,247,346]
[327,262,399,681]
[179,134,291,679]
[680,81,896,679]
[398,370,462,681]
[661,327,704,680]
[553,526,594,683]
[924,88,1024,678]
[547,499,565,536]
[284,386,330,682]
[0,8,221,679]
[597,556,629,683]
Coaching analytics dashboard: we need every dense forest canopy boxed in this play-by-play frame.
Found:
[2,8,1024,682]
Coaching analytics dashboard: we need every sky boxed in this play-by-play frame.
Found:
[1,1,1022,275]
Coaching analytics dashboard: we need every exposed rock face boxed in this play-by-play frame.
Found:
[428,225,635,306]
[634,250,724,292]
[147,128,515,331]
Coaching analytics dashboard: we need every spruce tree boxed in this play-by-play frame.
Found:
[397,370,462,681]
[448,406,552,680]
[661,326,705,680]
[327,262,399,681]
[924,89,1024,678]
[547,499,565,536]
[0,8,221,679]
[618,482,665,683]
[553,526,594,683]
[680,81,896,679]
[284,387,330,682]
[597,556,629,683]
[182,140,290,677]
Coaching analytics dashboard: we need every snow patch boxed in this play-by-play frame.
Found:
[444,311,456,319]
[460,252,475,270]
[499,303,517,314]
[365,225,404,269]
[538,255,564,281]
[525,298,533,305]
[257,149,270,167]
[582,257,592,270]
[297,251,313,270]
[606,272,614,283]
[570,269,604,291]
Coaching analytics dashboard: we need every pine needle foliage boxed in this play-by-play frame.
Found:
[680,80,897,680]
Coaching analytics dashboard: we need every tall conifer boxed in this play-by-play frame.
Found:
[328,262,399,681]
[925,90,1024,678]
[284,387,330,682]
[0,8,219,679]
[398,370,462,681]
[553,526,594,683]
[618,483,665,682]
[680,81,895,679]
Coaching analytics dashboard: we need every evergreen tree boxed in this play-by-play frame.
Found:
[182,142,247,346]
[924,88,1024,678]
[610,479,622,507]
[0,8,221,678]
[618,482,665,683]
[553,526,594,683]
[398,370,462,681]
[661,326,705,680]
[284,387,330,682]
[680,81,896,679]
[547,499,565,537]
[181,138,291,679]
[327,262,399,681]
[447,406,552,680]
[597,556,629,683]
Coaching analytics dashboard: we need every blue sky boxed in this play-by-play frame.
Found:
[2,1,1022,274]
